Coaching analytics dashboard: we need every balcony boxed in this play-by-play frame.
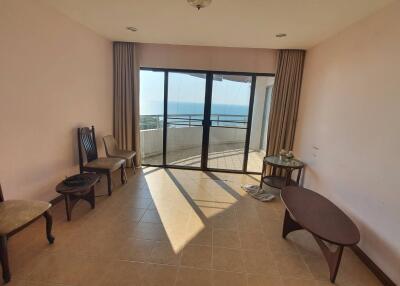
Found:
[140,114,266,172]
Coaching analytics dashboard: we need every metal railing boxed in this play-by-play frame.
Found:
[140,114,248,130]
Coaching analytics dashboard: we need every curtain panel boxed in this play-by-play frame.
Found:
[266,49,306,157]
[113,42,140,166]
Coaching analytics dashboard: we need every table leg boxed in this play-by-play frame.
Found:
[0,235,10,283]
[282,210,303,238]
[64,195,72,221]
[85,186,95,209]
[284,168,292,186]
[312,235,344,283]
[43,211,55,244]
[296,168,302,185]
[260,162,266,187]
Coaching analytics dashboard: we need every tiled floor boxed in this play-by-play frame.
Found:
[5,168,381,286]
[143,143,265,172]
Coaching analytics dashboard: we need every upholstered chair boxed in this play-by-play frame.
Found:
[103,135,136,173]
[77,126,127,195]
[0,184,54,283]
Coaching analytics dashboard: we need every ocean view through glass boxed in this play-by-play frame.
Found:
[139,69,273,171]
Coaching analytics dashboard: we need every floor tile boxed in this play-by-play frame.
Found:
[142,263,177,286]
[175,267,212,286]
[212,247,244,272]
[149,241,181,265]
[247,273,283,286]
[213,230,241,249]
[212,270,247,286]
[276,253,313,279]
[141,209,162,224]
[211,213,238,231]
[96,260,146,286]
[241,249,279,275]
[281,278,318,286]
[239,231,268,250]
[181,245,212,268]
[116,238,155,262]
[188,228,212,246]
[268,236,300,255]
[131,222,169,241]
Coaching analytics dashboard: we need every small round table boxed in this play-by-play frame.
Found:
[260,155,304,189]
[56,173,100,221]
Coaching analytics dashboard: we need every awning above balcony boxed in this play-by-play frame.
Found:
[187,73,252,83]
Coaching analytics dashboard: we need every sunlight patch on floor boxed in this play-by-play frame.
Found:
[143,167,204,253]
[143,167,239,253]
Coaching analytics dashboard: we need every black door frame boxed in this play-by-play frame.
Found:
[140,67,275,174]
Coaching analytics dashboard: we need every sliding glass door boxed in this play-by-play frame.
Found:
[139,70,164,165]
[139,68,274,173]
[166,71,206,168]
[207,74,252,171]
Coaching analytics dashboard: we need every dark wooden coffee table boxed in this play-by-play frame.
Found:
[281,186,360,283]
[56,173,100,221]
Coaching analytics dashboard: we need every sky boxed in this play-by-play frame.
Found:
[140,70,251,115]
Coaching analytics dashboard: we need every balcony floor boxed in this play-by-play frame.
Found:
[143,143,265,172]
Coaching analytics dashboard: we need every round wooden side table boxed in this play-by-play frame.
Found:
[260,155,304,189]
[56,173,100,221]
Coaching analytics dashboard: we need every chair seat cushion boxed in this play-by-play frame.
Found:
[109,150,136,160]
[0,200,51,235]
[84,157,125,172]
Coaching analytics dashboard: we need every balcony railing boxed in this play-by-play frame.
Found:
[140,114,248,130]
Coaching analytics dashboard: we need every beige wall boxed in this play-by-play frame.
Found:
[294,1,400,283]
[0,0,113,201]
[137,43,277,73]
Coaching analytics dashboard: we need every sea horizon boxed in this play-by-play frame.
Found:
[141,101,249,116]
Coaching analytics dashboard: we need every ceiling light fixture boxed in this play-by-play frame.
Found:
[187,0,212,10]
[126,27,137,32]
[276,33,287,38]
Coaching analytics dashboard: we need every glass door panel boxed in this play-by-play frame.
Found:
[139,70,165,165]
[166,72,206,167]
[247,76,274,172]
[207,74,252,171]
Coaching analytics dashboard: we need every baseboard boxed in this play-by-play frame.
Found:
[351,246,396,286]
[49,195,63,206]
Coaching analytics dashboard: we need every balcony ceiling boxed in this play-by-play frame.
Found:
[40,0,393,49]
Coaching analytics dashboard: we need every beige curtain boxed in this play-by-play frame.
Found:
[113,42,140,166]
[266,49,306,157]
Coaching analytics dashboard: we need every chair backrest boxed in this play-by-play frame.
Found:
[103,135,118,156]
[78,126,98,168]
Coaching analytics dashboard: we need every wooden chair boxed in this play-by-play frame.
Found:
[0,184,54,283]
[78,126,127,196]
[103,135,136,174]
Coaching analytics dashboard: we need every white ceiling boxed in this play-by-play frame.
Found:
[40,0,393,49]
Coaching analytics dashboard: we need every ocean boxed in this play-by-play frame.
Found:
[140,101,250,129]
[141,101,249,116]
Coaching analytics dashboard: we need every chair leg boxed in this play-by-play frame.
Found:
[43,211,55,244]
[0,235,10,283]
[121,165,127,184]
[132,158,136,174]
[107,173,112,196]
